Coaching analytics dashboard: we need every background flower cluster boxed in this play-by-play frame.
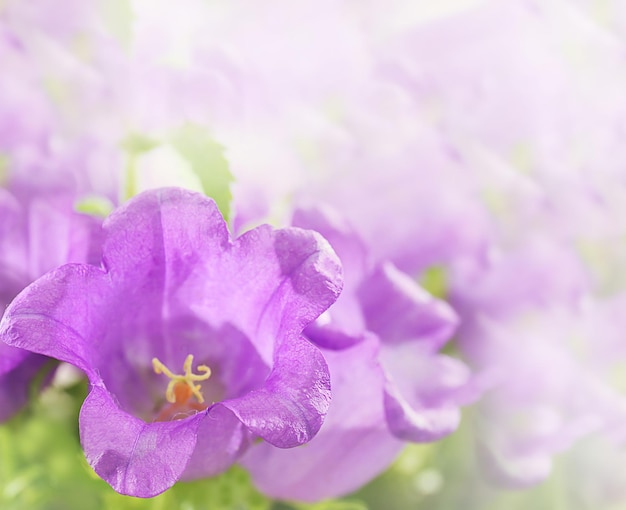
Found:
[1,0,626,509]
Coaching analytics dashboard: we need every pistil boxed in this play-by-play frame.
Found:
[152,354,212,404]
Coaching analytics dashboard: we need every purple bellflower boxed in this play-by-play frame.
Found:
[0,4,125,200]
[0,187,342,497]
[243,205,477,501]
[0,185,102,421]
[296,207,476,441]
[450,238,608,487]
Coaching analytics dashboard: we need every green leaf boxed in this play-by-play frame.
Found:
[74,196,115,218]
[0,154,9,186]
[419,266,448,300]
[170,124,233,221]
[291,500,368,510]
[120,126,233,222]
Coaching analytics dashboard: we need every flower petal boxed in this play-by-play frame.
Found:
[100,188,343,365]
[80,385,202,497]
[358,262,458,350]
[182,404,250,480]
[243,336,403,502]
[0,263,112,377]
[101,187,229,284]
[478,440,553,489]
[382,346,472,442]
[229,224,343,362]
[293,206,369,349]
[292,205,369,290]
[222,334,331,448]
[384,386,461,443]
[0,344,49,421]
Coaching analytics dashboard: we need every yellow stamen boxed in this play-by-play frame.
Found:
[152,354,212,404]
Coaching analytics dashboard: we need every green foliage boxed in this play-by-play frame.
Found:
[282,499,367,510]
[419,266,448,300]
[170,124,232,221]
[74,196,115,218]
[0,154,9,185]
[101,0,134,49]
[121,125,233,221]
[120,134,160,201]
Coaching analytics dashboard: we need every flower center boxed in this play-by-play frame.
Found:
[152,354,212,405]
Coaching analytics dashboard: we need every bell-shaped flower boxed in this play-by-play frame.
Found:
[243,205,477,501]
[0,187,342,497]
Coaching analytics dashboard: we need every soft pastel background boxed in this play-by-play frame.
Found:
[2,0,626,508]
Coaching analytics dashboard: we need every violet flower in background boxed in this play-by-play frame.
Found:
[0,184,102,421]
[242,206,478,501]
[450,238,626,487]
[0,187,342,497]
[1,1,122,419]
[293,207,474,441]
[0,0,125,200]
[225,0,626,496]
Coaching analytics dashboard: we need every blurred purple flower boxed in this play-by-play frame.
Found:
[243,206,477,501]
[0,187,342,497]
[450,238,626,487]
[0,0,127,200]
[0,345,48,422]
[0,185,102,421]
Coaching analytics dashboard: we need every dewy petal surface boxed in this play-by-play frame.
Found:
[0,187,341,496]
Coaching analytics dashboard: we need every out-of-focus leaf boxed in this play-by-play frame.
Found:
[171,124,233,220]
[120,126,233,222]
[419,266,448,300]
[74,196,115,218]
